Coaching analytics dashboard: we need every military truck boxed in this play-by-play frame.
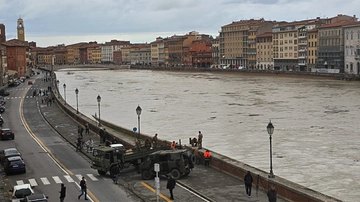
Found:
[91,146,161,177]
[139,149,196,180]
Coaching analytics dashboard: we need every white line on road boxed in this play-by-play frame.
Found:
[64,175,75,183]
[40,177,50,185]
[75,174,83,181]
[87,174,98,181]
[52,176,63,184]
[29,179,38,187]
[16,180,24,185]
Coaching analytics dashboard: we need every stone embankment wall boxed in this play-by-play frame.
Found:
[43,67,342,202]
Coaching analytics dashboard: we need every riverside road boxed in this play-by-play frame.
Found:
[54,67,360,201]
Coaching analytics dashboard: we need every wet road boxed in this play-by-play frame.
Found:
[55,68,360,201]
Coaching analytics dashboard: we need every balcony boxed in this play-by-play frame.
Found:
[299,41,307,45]
[355,55,360,60]
[298,62,306,66]
[298,49,307,52]
[298,35,307,39]
[298,55,306,59]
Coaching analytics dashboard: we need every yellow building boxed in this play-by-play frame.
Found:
[307,28,318,71]
[66,42,86,64]
[219,19,274,68]
[256,32,273,70]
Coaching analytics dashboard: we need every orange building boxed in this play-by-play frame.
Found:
[1,40,28,77]
[189,40,212,67]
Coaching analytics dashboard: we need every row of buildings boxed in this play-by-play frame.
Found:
[1,14,360,85]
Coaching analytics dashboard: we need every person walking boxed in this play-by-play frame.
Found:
[152,133,158,147]
[244,171,253,197]
[78,177,88,200]
[170,141,176,150]
[85,123,89,135]
[76,137,82,152]
[112,164,119,184]
[204,150,211,166]
[267,185,277,202]
[198,131,203,149]
[59,183,66,202]
[166,174,176,200]
[98,128,104,143]
[102,128,108,143]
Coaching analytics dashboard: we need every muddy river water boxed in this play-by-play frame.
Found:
[56,69,360,201]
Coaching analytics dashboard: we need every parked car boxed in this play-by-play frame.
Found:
[25,193,48,202]
[0,115,3,126]
[0,89,10,96]
[28,81,33,85]
[4,156,26,175]
[0,128,14,140]
[10,184,34,202]
[0,148,21,163]
[0,105,5,113]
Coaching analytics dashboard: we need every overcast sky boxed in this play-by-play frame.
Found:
[0,0,359,47]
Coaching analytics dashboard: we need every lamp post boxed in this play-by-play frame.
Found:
[97,95,101,127]
[136,105,142,137]
[63,83,66,105]
[267,120,275,178]
[75,88,79,114]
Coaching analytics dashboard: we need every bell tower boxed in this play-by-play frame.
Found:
[0,24,5,43]
[17,17,25,41]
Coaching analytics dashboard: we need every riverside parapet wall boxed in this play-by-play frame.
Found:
[44,67,342,202]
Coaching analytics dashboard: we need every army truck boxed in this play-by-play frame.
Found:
[139,149,196,180]
[91,146,161,177]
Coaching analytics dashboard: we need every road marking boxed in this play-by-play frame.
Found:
[16,180,24,185]
[141,181,172,202]
[64,175,75,183]
[75,174,83,181]
[87,174,98,181]
[40,177,50,185]
[29,178,38,186]
[52,176,62,184]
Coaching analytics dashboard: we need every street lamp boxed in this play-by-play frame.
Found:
[75,88,79,114]
[267,120,275,178]
[63,83,66,105]
[97,95,101,127]
[136,105,142,137]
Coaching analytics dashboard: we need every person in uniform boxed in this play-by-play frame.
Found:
[198,131,203,149]
[152,133,158,147]
[166,174,176,200]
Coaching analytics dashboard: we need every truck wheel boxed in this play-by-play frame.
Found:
[171,169,181,180]
[98,170,106,175]
[189,154,196,168]
[141,170,152,180]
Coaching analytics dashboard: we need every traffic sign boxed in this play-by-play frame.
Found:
[133,127,137,132]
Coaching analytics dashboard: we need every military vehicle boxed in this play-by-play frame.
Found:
[139,149,196,180]
[91,146,161,177]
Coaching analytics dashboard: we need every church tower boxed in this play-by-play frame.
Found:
[0,24,5,43]
[17,17,25,41]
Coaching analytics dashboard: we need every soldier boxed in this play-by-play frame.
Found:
[145,138,152,150]
[198,131,203,149]
[152,133,158,147]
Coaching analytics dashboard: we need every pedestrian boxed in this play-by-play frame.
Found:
[193,149,201,165]
[80,126,84,137]
[244,171,253,197]
[204,150,211,166]
[198,131,203,149]
[112,136,118,144]
[99,128,104,143]
[112,164,119,184]
[76,137,82,152]
[102,128,107,143]
[135,138,141,150]
[166,174,176,200]
[85,123,89,135]
[144,138,151,150]
[170,141,176,150]
[78,126,82,139]
[86,138,94,152]
[267,185,277,202]
[152,133,158,147]
[59,183,66,202]
[78,177,88,200]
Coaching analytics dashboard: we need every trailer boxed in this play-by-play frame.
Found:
[91,146,161,177]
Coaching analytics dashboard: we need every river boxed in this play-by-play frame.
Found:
[55,68,360,201]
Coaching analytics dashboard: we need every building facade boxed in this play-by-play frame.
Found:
[256,32,273,70]
[343,23,360,74]
[17,18,25,41]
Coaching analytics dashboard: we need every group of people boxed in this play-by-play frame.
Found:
[244,171,277,201]
[76,123,93,152]
[58,176,89,201]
